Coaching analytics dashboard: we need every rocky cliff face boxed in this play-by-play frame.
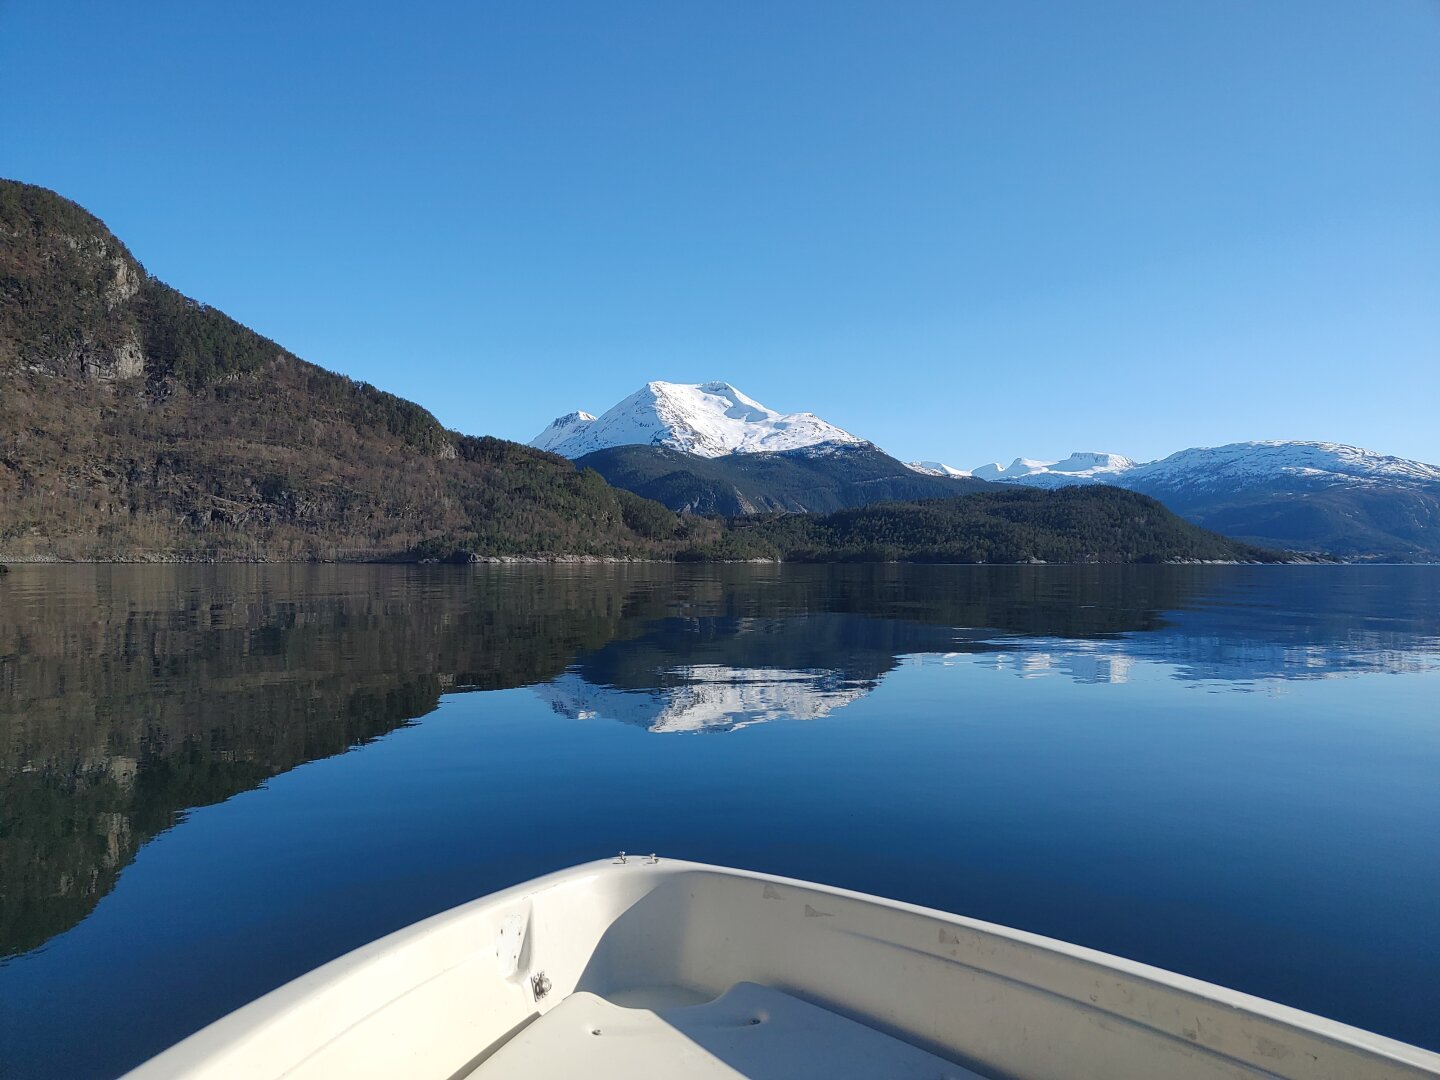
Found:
[2,188,148,380]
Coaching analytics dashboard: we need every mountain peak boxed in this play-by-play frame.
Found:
[530,381,867,459]
[530,410,597,453]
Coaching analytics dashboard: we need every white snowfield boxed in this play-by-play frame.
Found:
[529,381,867,459]
[913,442,1440,491]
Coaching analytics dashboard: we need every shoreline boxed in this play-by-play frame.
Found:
[0,554,1351,568]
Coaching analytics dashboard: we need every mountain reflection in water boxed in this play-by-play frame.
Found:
[535,567,1439,729]
[536,613,963,732]
[0,562,1436,977]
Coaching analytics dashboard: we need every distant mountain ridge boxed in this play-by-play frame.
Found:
[917,442,1440,490]
[977,451,1137,485]
[914,442,1440,559]
[531,380,866,458]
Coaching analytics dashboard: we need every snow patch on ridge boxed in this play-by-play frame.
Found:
[907,461,973,478]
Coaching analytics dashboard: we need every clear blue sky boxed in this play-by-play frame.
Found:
[3,1,1436,466]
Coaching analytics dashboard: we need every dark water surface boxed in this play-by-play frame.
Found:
[0,564,1437,1077]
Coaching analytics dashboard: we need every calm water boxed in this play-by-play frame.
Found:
[0,564,1437,1077]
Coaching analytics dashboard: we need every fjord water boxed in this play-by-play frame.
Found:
[0,565,1437,1077]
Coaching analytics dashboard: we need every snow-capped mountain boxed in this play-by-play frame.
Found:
[530,381,867,459]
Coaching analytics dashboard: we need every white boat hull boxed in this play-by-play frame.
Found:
[126,857,1440,1079]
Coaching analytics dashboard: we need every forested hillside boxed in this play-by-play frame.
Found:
[687,487,1282,564]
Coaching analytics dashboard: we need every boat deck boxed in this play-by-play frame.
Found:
[473,982,986,1079]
